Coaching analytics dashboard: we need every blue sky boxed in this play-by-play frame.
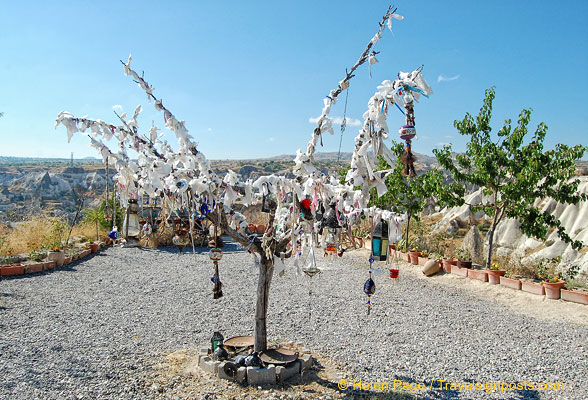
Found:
[1,0,586,160]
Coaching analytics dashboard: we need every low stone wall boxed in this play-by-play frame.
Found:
[198,348,313,386]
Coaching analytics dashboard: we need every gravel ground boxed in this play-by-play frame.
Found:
[1,238,587,400]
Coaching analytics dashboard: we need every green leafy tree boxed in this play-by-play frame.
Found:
[372,141,443,249]
[83,198,125,234]
[83,207,103,241]
[433,87,587,268]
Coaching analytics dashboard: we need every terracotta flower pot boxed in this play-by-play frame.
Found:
[521,280,545,296]
[90,243,100,254]
[43,261,57,270]
[1,264,25,276]
[543,281,565,300]
[248,224,257,233]
[418,256,429,266]
[561,288,588,305]
[468,269,488,282]
[25,263,44,274]
[47,251,65,267]
[451,264,469,277]
[500,276,521,290]
[442,259,453,273]
[256,225,266,234]
[487,269,506,285]
[408,251,419,265]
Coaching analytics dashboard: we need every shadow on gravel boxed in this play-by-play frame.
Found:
[392,375,541,400]
[141,236,246,256]
[275,359,415,399]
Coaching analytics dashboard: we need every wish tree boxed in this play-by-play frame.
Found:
[55,6,434,352]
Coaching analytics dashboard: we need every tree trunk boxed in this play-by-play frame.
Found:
[486,204,508,268]
[125,206,130,239]
[254,255,274,352]
[405,201,412,249]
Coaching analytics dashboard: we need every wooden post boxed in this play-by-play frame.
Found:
[124,207,130,239]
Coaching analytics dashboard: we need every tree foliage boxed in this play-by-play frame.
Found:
[433,87,587,268]
[83,198,125,231]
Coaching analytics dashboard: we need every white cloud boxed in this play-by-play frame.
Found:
[112,104,123,111]
[437,74,460,83]
[207,128,212,132]
[435,142,451,148]
[308,116,362,127]
[268,137,276,142]
[444,135,453,139]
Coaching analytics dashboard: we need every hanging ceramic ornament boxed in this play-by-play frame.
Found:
[363,258,376,315]
[108,226,120,240]
[399,124,416,142]
[209,248,223,299]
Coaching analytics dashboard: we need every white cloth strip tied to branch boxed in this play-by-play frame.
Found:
[54,7,432,271]
[345,66,433,196]
[294,6,400,179]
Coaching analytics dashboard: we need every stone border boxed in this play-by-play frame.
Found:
[395,251,588,306]
[197,347,313,386]
[0,243,105,278]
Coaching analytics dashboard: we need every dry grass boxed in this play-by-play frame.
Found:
[0,215,108,257]
[70,222,108,243]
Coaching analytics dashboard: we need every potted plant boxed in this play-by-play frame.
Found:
[559,265,588,305]
[47,247,66,267]
[487,262,506,285]
[455,248,472,269]
[417,249,430,266]
[543,276,565,300]
[561,286,588,305]
[90,242,100,254]
[441,256,457,273]
[408,246,420,265]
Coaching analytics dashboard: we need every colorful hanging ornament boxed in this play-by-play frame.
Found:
[108,226,120,240]
[371,220,389,262]
[209,247,223,299]
[299,198,313,221]
[399,94,417,178]
[363,258,376,315]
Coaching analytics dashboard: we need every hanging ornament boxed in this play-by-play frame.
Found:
[209,248,223,299]
[299,198,313,221]
[399,98,417,178]
[371,220,389,262]
[363,258,376,315]
[108,226,120,240]
[302,247,320,277]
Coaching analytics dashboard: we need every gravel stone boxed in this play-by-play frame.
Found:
[0,238,587,399]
